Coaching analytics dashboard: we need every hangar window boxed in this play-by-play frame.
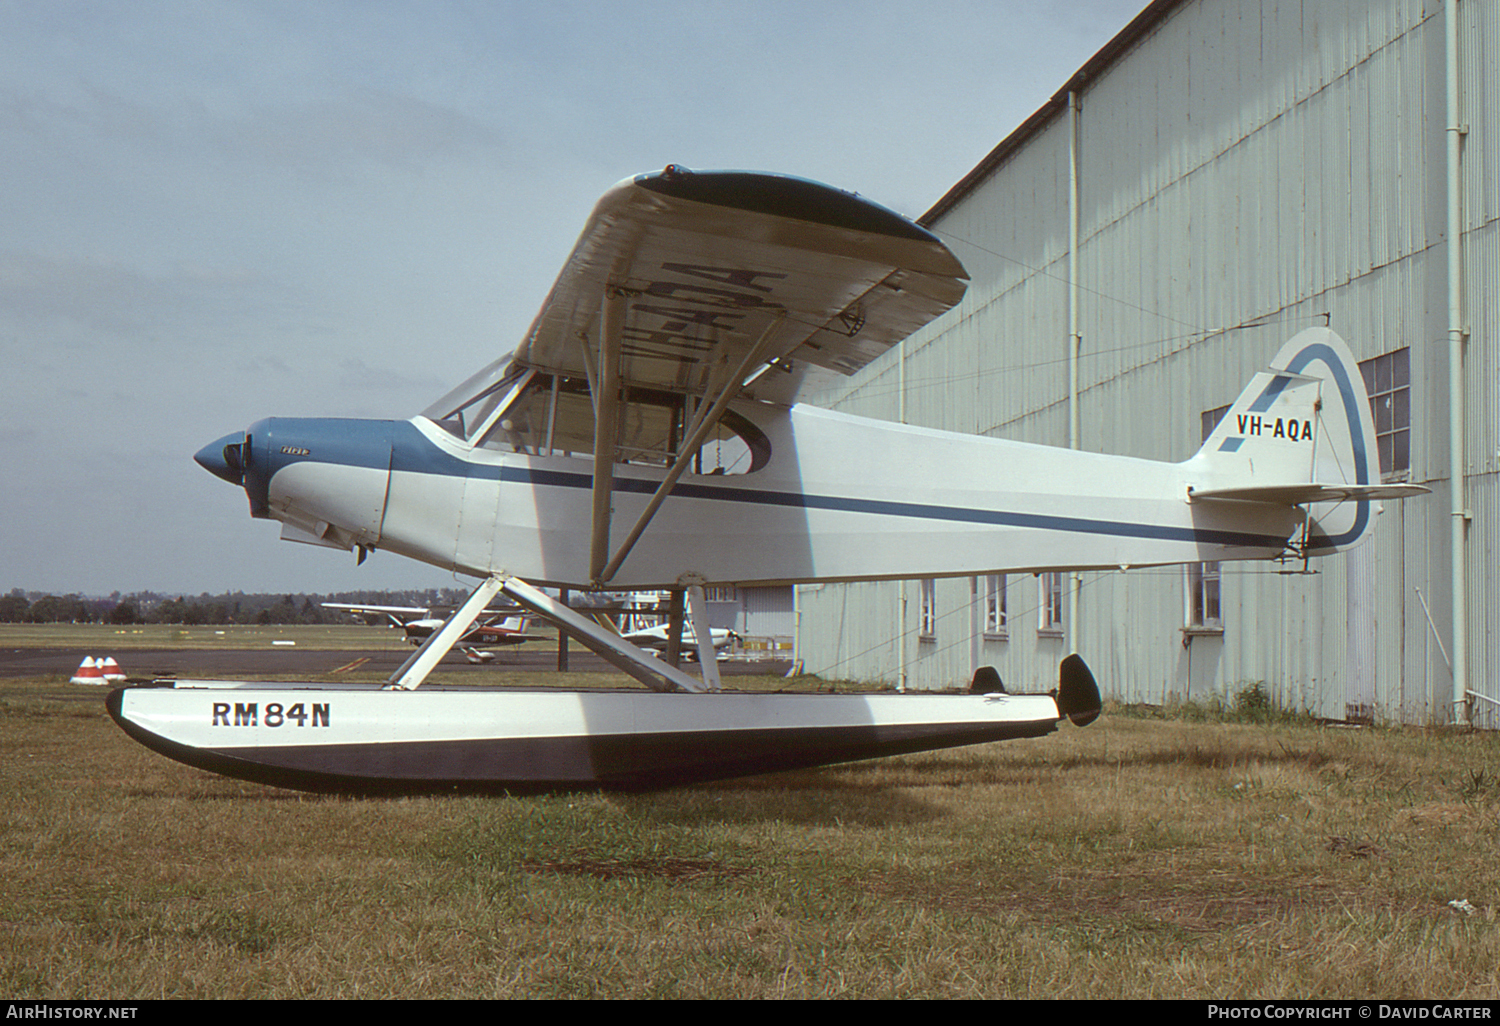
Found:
[1360,349,1410,480]
[1200,404,1232,444]
[984,575,1007,638]
[1186,561,1223,629]
[1190,404,1228,636]
[1038,573,1064,635]
[919,579,936,641]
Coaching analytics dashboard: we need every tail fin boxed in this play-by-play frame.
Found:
[1188,328,1425,554]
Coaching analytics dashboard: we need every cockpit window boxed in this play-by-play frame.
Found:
[429,368,769,474]
[425,361,531,442]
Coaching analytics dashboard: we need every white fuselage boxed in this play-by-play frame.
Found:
[266,402,1300,590]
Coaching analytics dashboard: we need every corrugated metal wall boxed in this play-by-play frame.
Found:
[739,585,795,642]
[799,0,1497,725]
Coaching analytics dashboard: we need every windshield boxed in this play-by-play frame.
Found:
[424,369,769,474]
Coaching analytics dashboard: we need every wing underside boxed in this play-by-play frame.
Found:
[426,166,968,421]
[518,167,967,402]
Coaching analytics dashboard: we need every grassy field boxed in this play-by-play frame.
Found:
[2,671,1498,999]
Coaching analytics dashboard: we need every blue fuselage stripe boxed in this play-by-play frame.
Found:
[1260,343,1370,547]
[265,419,1290,551]
[494,465,1284,548]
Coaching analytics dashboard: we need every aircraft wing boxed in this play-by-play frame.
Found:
[511,166,968,406]
[321,602,430,627]
[322,603,430,618]
[421,167,968,586]
[321,602,527,625]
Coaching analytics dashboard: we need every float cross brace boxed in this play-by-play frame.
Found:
[385,574,507,690]
[499,576,708,693]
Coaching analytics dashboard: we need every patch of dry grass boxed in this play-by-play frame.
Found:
[2,677,1498,998]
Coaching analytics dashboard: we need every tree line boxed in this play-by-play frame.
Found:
[0,587,469,626]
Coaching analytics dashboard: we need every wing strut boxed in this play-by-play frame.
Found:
[686,584,722,691]
[597,312,787,584]
[588,287,627,583]
[664,589,684,667]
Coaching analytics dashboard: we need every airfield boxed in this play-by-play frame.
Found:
[3,622,1499,999]
[0,622,791,683]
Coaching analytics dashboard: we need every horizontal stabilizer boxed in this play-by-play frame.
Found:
[1189,482,1431,505]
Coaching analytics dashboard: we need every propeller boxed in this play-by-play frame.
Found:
[194,432,248,486]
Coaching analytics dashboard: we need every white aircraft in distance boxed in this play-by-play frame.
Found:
[321,601,547,664]
[321,601,546,648]
[620,622,738,661]
[111,165,1426,794]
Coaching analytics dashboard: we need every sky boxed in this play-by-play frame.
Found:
[0,0,1148,598]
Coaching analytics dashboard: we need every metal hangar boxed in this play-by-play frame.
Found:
[795,0,1497,727]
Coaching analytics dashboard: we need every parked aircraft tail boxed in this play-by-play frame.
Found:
[1185,327,1425,556]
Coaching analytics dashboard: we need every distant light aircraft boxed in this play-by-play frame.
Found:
[321,601,546,650]
[321,601,546,664]
[110,166,1426,793]
[621,622,738,661]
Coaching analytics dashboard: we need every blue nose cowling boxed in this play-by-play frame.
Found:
[194,432,246,485]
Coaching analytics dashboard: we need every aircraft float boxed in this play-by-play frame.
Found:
[109,166,1426,793]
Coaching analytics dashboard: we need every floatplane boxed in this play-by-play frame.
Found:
[109,166,1425,793]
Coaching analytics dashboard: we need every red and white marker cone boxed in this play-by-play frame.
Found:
[70,657,107,685]
[100,657,126,682]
